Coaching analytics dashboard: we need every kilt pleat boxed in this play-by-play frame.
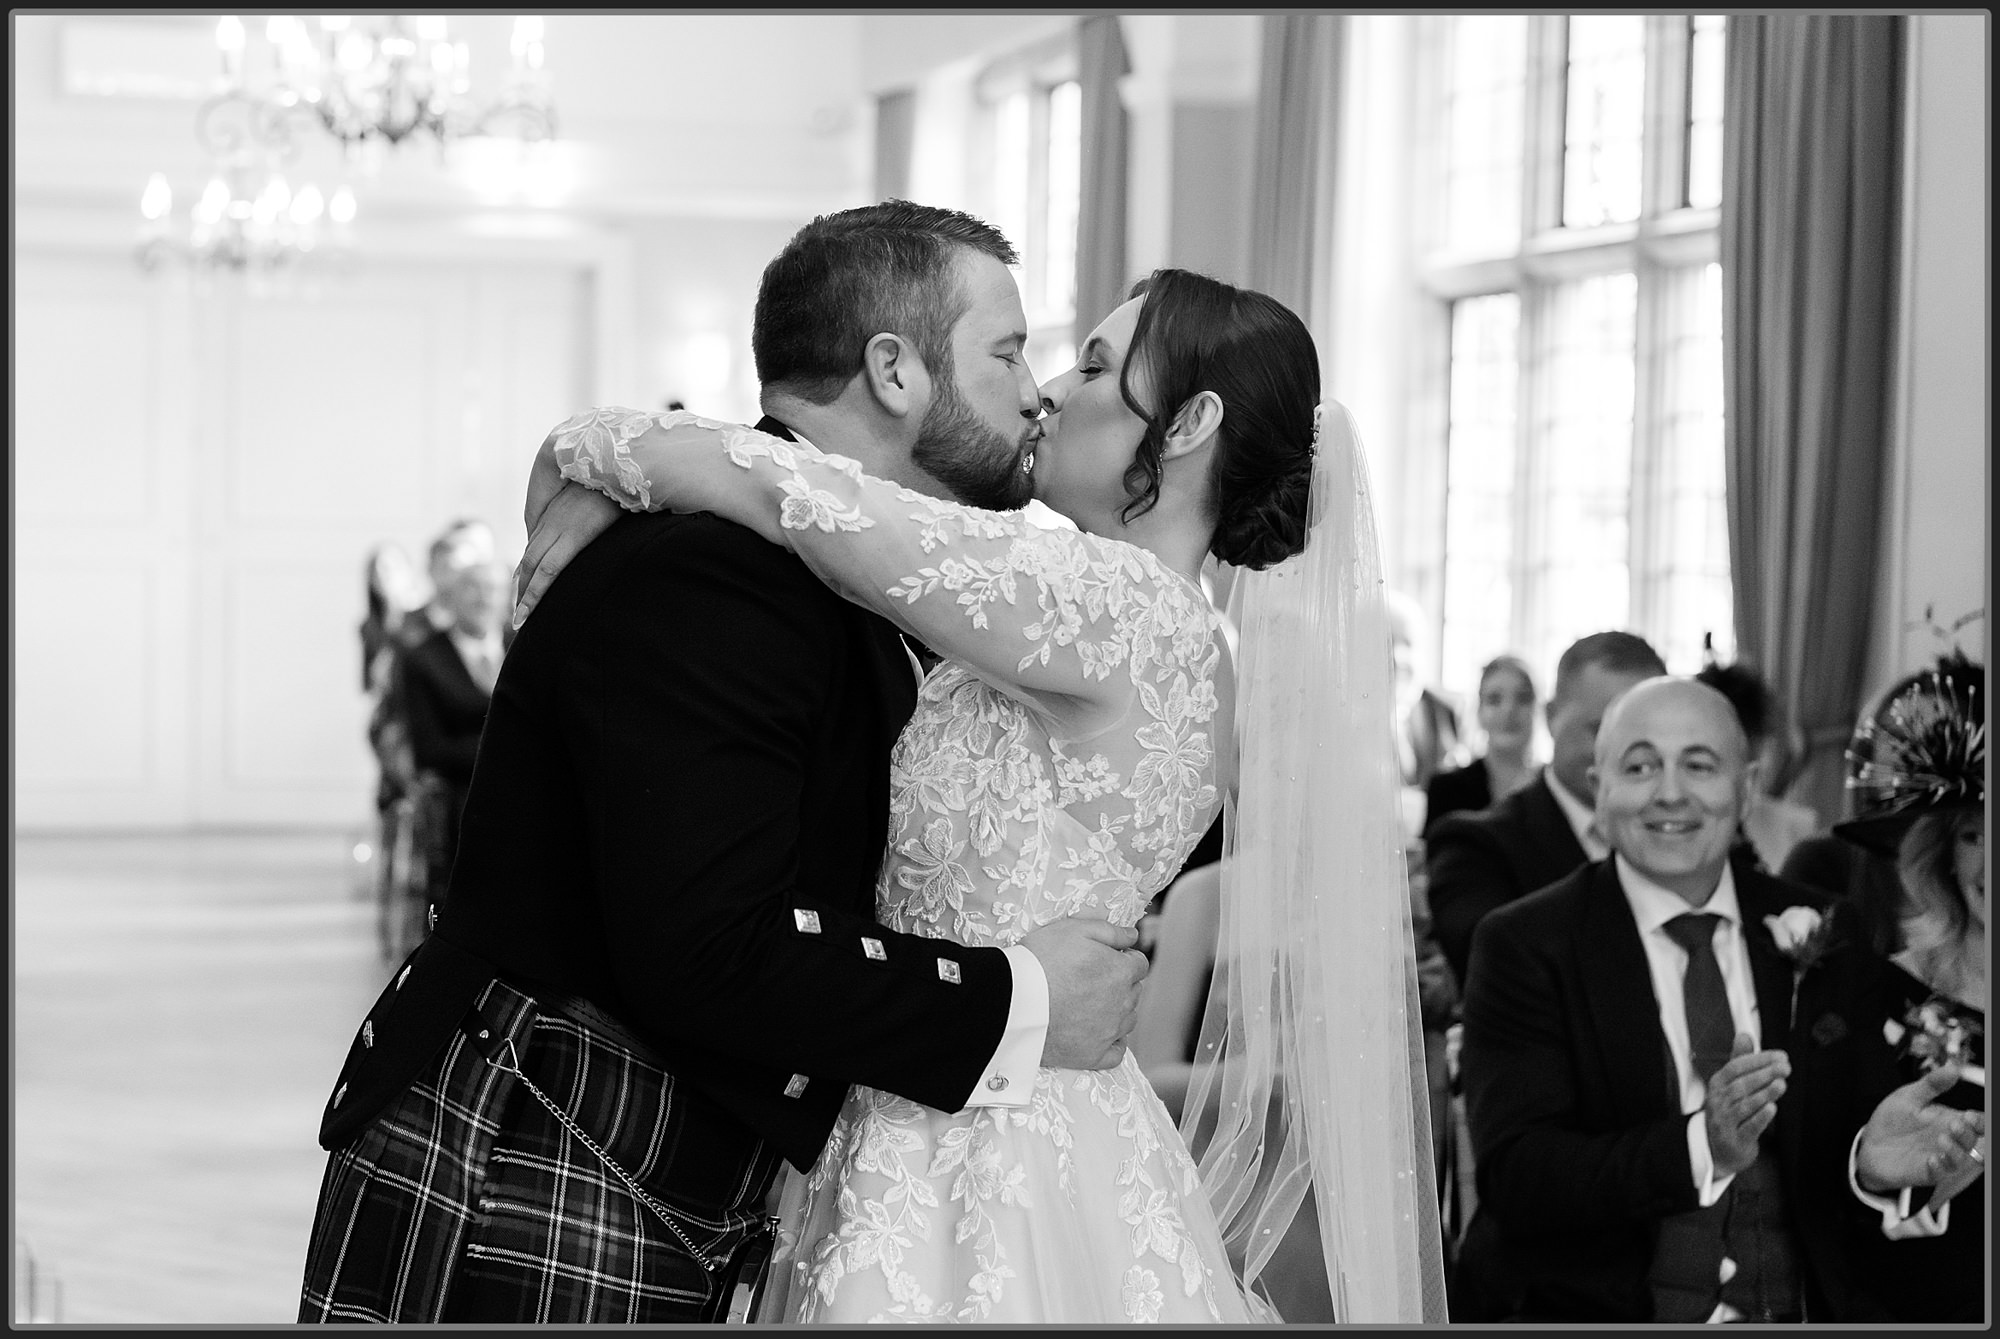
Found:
[299,977,780,1324]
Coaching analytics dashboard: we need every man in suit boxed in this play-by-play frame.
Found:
[396,537,509,898]
[299,203,1147,1323]
[1427,630,1667,985]
[1455,675,1820,1320]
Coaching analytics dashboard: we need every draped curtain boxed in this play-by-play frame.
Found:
[1249,15,1344,330]
[1073,15,1130,332]
[873,88,915,203]
[1720,15,1904,820]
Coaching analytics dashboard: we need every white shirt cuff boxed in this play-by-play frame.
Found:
[1848,1128,1953,1238]
[1687,1112,1736,1207]
[963,945,1047,1108]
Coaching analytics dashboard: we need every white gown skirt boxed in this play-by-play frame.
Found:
[758,1052,1268,1324]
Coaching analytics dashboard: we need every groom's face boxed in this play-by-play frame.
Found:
[910,251,1042,512]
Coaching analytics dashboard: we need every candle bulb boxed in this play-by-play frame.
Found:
[140,173,173,222]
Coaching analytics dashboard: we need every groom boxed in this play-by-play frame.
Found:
[299,202,1148,1323]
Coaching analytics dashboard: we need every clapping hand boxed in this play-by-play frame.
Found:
[1703,1032,1790,1177]
[1855,1063,1986,1202]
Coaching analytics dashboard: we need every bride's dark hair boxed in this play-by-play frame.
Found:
[1116,269,1319,571]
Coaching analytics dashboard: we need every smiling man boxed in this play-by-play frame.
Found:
[1453,676,1826,1322]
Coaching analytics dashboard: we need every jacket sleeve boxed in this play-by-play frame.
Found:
[1460,908,1701,1233]
[572,517,1013,1113]
[401,643,483,782]
[1425,814,1518,987]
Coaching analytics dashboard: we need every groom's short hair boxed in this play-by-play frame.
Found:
[753,201,1018,405]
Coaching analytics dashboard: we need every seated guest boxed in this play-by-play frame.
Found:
[1424,654,1541,841]
[1783,653,1987,1322]
[1426,631,1665,985]
[360,542,424,697]
[400,517,499,647]
[1696,659,1822,871]
[1455,676,1957,1322]
[399,531,509,898]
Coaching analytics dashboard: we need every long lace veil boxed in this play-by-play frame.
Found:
[1181,401,1450,1322]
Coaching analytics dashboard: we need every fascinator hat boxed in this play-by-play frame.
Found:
[1833,651,1985,858]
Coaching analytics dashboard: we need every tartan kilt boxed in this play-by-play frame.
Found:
[299,977,782,1323]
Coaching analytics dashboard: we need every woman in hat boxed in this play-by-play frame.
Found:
[1782,652,1986,1322]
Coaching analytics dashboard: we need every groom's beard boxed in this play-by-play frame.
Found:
[912,373,1036,512]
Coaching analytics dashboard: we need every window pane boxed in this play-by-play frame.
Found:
[1042,80,1081,317]
[1652,262,1734,669]
[992,90,1031,279]
[1562,16,1646,227]
[1442,294,1522,705]
[1535,272,1636,679]
[1441,15,1527,255]
[1685,15,1727,209]
[1027,332,1075,390]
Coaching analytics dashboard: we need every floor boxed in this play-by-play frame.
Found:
[13,831,390,1325]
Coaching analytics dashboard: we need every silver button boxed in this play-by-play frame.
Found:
[937,958,961,984]
[987,1075,1009,1092]
[427,904,438,931]
[793,909,822,934]
[332,1082,348,1108]
[361,1021,375,1049]
[783,1074,809,1098]
[861,937,886,961]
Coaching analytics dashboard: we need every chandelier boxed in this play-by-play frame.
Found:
[136,15,555,276]
[229,14,556,152]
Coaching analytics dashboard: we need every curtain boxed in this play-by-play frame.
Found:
[1720,15,1904,822]
[873,88,915,203]
[1249,15,1344,327]
[1074,15,1130,332]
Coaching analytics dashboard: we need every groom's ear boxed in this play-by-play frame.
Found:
[860,331,929,420]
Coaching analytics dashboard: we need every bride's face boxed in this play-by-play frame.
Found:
[1032,297,1151,527]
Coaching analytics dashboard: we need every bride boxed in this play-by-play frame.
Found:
[514,268,1446,1323]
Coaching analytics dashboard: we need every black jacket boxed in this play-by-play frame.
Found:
[319,420,1016,1172]
[1426,774,1589,985]
[1454,858,1829,1322]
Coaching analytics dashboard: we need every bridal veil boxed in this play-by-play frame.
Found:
[1185,401,1450,1322]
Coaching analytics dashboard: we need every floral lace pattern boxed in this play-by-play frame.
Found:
[548,408,1252,1322]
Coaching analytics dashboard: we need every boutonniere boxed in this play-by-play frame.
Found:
[1764,905,1829,1026]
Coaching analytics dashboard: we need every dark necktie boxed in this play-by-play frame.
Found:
[1663,912,1734,1082]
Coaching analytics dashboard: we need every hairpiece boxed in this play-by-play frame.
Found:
[1834,652,1985,856]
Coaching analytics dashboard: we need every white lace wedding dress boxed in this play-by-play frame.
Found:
[553,409,1265,1324]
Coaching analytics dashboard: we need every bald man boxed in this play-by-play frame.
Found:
[1453,677,1831,1321]
[1452,678,1985,1322]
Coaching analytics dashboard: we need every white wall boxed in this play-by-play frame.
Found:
[11,15,876,831]
[1870,12,1990,701]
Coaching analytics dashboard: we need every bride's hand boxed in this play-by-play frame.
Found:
[514,482,623,627]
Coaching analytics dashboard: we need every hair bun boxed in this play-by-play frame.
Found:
[1212,455,1312,571]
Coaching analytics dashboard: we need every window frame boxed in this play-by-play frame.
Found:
[972,34,1082,386]
[1412,14,1730,701]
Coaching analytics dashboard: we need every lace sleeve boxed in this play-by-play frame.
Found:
[548,406,1219,716]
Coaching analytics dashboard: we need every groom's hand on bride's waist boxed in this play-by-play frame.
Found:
[1024,918,1147,1071]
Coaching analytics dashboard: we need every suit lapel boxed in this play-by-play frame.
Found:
[1577,861,1681,1117]
[1735,869,1798,1046]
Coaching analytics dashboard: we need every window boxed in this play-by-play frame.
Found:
[1417,15,1733,706]
[975,40,1083,386]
